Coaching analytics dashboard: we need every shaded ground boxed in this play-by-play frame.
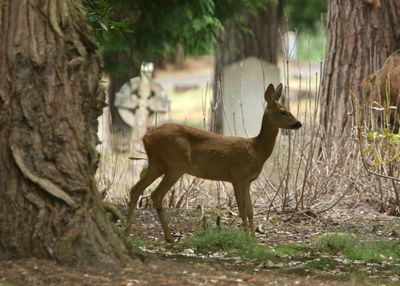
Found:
[1,207,399,285]
[0,255,381,286]
[130,206,400,246]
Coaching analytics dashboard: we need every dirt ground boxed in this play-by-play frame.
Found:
[2,206,398,286]
[0,256,363,286]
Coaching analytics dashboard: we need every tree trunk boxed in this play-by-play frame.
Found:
[321,0,400,136]
[108,52,140,138]
[0,0,127,265]
[211,1,284,133]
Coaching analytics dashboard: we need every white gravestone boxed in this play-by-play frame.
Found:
[97,91,112,153]
[222,57,280,137]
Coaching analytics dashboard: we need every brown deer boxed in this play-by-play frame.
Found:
[126,83,301,242]
[364,50,400,131]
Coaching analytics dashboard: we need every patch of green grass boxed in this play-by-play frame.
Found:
[315,232,359,255]
[315,232,400,263]
[347,240,400,263]
[275,244,311,259]
[188,228,275,260]
[189,229,400,264]
[126,234,148,249]
[187,228,314,261]
[306,257,333,270]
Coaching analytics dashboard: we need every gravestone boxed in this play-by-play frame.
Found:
[97,91,112,153]
[222,56,280,137]
[283,31,297,60]
[114,62,170,142]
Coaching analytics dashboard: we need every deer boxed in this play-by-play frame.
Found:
[363,50,400,131]
[125,83,302,242]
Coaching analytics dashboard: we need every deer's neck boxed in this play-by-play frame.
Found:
[253,116,279,162]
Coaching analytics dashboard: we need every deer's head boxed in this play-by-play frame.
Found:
[264,84,302,130]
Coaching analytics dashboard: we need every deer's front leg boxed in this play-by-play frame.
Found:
[245,188,255,237]
[126,165,162,232]
[151,171,182,243]
[233,182,250,232]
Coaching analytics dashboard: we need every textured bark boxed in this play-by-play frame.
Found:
[321,0,400,136]
[108,72,136,135]
[0,0,127,265]
[211,1,284,133]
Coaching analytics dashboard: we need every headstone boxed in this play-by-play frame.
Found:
[222,56,280,137]
[283,31,297,60]
[114,62,170,142]
[97,91,112,153]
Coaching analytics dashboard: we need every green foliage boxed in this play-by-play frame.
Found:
[359,91,400,178]
[84,0,266,77]
[285,0,326,32]
[83,0,132,44]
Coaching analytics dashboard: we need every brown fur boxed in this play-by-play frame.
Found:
[364,50,400,130]
[126,84,302,242]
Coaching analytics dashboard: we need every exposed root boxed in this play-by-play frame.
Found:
[103,202,125,223]
[10,146,77,208]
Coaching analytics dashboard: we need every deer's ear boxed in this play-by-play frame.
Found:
[264,84,275,104]
[275,83,283,100]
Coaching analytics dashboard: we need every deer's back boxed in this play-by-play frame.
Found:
[143,123,264,182]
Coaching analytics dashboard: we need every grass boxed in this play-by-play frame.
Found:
[126,234,148,249]
[188,228,276,260]
[187,228,314,261]
[316,232,400,263]
[315,232,359,254]
[347,240,400,263]
[306,257,334,270]
[185,228,400,266]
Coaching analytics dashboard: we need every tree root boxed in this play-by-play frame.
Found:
[103,202,125,223]
[10,146,77,208]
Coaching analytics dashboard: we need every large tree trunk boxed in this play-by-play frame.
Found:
[0,0,127,265]
[211,1,284,133]
[321,0,400,136]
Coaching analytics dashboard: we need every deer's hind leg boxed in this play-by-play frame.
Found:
[126,163,163,231]
[151,171,182,243]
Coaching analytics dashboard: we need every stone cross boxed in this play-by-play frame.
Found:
[114,62,170,141]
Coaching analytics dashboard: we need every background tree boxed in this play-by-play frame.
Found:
[285,0,326,32]
[321,0,400,136]
[0,0,126,265]
[211,0,284,133]
[84,0,265,133]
